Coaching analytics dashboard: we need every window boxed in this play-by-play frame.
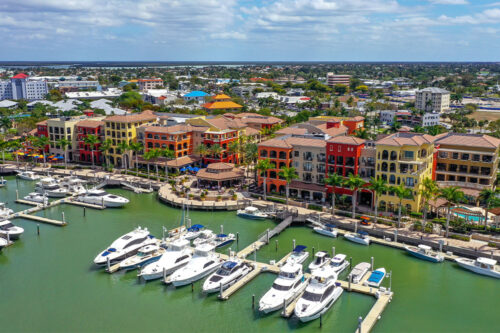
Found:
[403,151,414,159]
[294,151,299,157]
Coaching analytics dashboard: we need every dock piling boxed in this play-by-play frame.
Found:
[332,246,335,257]
[62,212,66,224]
[275,240,278,252]
[163,267,166,281]
[292,239,296,251]
[219,283,223,298]
[236,232,239,244]
[358,316,363,333]
[6,232,10,244]
[371,257,374,271]
[348,274,352,291]
[252,294,255,309]
[389,270,392,292]
[349,257,353,271]
[106,257,111,271]
[253,244,257,262]
[320,314,322,328]
[16,189,18,200]
[220,225,223,234]
[266,229,269,244]
[312,247,315,257]
[83,207,86,217]
[191,282,194,292]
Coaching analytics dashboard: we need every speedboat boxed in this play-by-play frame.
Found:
[455,257,500,279]
[119,244,165,271]
[366,268,386,287]
[308,251,330,272]
[329,254,350,275]
[35,177,69,198]
[212,233,236,248]
[138,238,193,281]
[168,225,187,238]
[0,203,14,218]
[0,220,24,240]
[344,231,370,245]
[294,268,343,322]
[313,224,338,238]
[169,244,223,287]
[202,260,253,293]
[0,237,8,249]
[23,192,48,205]
[237,206,268,220]
[193,230,216,246]
[17,171,40,181]
[184,224,205,241]
[93,227,155,266]
[405,244,444,263]
[348,262,371,284]
[45,187,69,198]
[287,245,309,264]
[78,189,129,208]
[259,261,308,313]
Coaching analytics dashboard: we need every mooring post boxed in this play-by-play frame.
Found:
[389,270,392,292]
[252,294,255,309]
[37,224,40,236]
[312,246,315,257]
[62,212,65,224]
[106,256,111,271]
[163,267,166,281]
[358,316,363,333]
[349,257,352,271]
[266,229,270,244]
[371,257,374,271]
[191,282,194,292]
[219,282,223,298]
[253,244,257,262]
[292,239,296,250]
[236,232,239,244]
[320,314,323,328]
[332,246,335,257]
[220,224,223,235]
[275,239,278,252]
[7,232,10,244]
[16,189,18,201]
[348,274,352,291]
[83,207,86,217]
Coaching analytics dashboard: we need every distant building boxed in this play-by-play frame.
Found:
[0,73,48,101]
[415,87,450,113]
[183,91,209,103]
[65,88,122,100]
[50,80,99,90]
[202,94,242,112]
[326,73,350,87]
[137,78,163,91]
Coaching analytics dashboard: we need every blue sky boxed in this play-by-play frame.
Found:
[0,0,499,61]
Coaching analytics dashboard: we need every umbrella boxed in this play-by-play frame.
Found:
[192,167,200,172]
[180,167,186,172]
[186,166,194,171]
[57,156,64,160]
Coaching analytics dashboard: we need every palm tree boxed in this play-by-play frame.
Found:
[439,186,465,237]
[99,139,112,169]
[343,173,366,218]
[244,143,258,180]
[128,141,143,171]
[209,144,222,162]
[35,136,49,167]
[228,141,240,164]
[143,149,155,179]
[8,140,22,166]
[324,173,344,216]
[391,183,413,228]
[117,141,129,172]
[0,138,8,163]
[147,148,162,180]
[419,178,438,228]
[279,166,299,206]
[57,138,71,169]
[84,134,100,168]
[195,144,210,159]
[367,177,388,223]
[425,99,433,111]
[255,158,274,200]
[478,188,498,226]
[161,148,175,180]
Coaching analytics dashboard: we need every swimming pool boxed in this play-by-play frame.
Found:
[451,206,485,223]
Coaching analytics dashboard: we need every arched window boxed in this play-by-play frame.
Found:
[279,162,286,168]
[269,171,277,179]
[169,144,174,150]
[389,174,396,184]
[381,162,388,172]
[279,151,286,159]
[390,151,397,160]
[390,163,396,172]
[270,150,277,158]
[260,150,268,157]
[382,150,388,160]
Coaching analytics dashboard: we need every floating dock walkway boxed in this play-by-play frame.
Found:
[16,213,67,226]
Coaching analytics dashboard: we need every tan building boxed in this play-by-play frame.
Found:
[326,73,350,87]
[137,78,163,91]
[415,87,450,113]
[434,133,500,193]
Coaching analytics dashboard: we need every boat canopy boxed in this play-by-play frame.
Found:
[315,251,328,257]
[325,224,336,228]
[418,244,432,251]
[217,234,228,237]
[188,224,204,231]
[358,231,369,236]
[222,261,237,269]
[293,245,307,252]
[477,257,497,266]
[245,206,259,212]
[368,270,385,283]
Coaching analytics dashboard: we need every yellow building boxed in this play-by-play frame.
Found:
[375,132,435,212]
[104,110,157,167]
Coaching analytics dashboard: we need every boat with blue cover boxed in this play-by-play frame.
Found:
[184,224,205,240]
[213,233,236,248]
[313,224,338,238]
[405,244,444,263]
[366,268,386,287]
[287,245,309,264]
[202,260,253,293]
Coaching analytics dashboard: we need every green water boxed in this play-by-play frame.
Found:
[0,176,498,332]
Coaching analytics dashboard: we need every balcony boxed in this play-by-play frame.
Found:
[436,181,491,191]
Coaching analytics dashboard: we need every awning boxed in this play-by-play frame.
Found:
[289,180,326,192]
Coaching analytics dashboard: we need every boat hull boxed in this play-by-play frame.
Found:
[344,234,370,245]
[405,247,444,263]
[313,228,337,238]
[171,265,221,287]
[296,287,343,322]
[139,261,190,281]
[456,260,500,279]
[237,213,267,220]
[120,255,162,271]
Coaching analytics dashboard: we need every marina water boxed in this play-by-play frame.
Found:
[0,176,497,332]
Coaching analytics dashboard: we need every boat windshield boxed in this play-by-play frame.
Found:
[0,223,14,229]
[314,257,323,265]
[279,271,296,279]
[302,291,322,302]
[215,267,232,276]
[330,260,342,267]
[272,283,292,291]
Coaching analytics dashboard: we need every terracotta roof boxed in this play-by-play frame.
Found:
[144,124,195,135]
[434,133,500,149]
[204,117,243,131]
[202,101,243,109]
[138,78,163,82]
[289,180,326,192]
[36,120,47,126]
[166,155,200,167]
[11,73,28,79]
[105,110,156,123]
[196,163,244,181]
[276,127,308,136]
[258,136,326,148]
[241,116,283,125]
[244,127,260,136]
[327,136,365,145]
[376,132,435,147]
[207,162,235,171]
[258,137,293,149]
[76,120,105,128]
[213,94,231,100]
[323,125,348,137]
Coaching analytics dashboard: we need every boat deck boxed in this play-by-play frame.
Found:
[219,264,262,300]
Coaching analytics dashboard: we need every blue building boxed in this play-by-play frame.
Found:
[183,91,209,103]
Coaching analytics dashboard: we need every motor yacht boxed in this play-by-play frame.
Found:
[294,268,343,322]
[344,231,370,245]
[328,254,350,275]
[35,178,68,198]
[202,260,253,293]
[17,171,40,181]
[0,220,24,240]
[78,189,129,208]
[405,244,444,263]
[193,230,216,246]
[212,233,235,248]
[23,192,48,205]
[138,238,193,281]
[287,245,309,264]
[0,237,8,250]
[93,227,155,266]
[455,257,500,279]
[348,262,371,284]
[119,244,165,271]
[259,261,307,313]
[168,225,187,238]
[0,203,14,218]
[313,224,338,238]
[236,206,268,220]
[366,268,386,287]
[308,251,330,272]
[184,224,205,241]
[169,244,223,287]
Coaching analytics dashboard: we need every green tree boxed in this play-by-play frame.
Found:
[367,177,388,223]
[8,140,22,166]
[84,134,100,168]
[438,186,464,237]
[35,136,49,166]
[343,173,366,218]
[57,138,71,169]
[99,139,113,169]
[128,141,143,171]
[419,178,439,228]
[256,158,274,201]
[279,166,299,206]
[391,183,414,228]
[209,144,222,162]
[478,188,499,227]
[117,141,130,172]
[324,173,344,216]
[161,148,175,180]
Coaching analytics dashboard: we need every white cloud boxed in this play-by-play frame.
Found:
[428,0,469,5]
[210,31,247,40]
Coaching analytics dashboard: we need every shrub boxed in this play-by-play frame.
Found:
[308,204,323,212]
[450,234,470,242]
[268,197,286,204]
[432,217,447,225]
[488,242,498,248]
[410,212,423,218]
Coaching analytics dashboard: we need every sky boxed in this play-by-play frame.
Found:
[0,0,499,61]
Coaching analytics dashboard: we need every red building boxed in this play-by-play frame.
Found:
[325,116,364,136]
[202,129,239,164]
[76,120,105,164]
[144,124,202,158]
[35,120,49,152]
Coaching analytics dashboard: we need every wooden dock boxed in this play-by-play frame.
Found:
[237,241,266,259]
[15,199,41,206]
[15,213,67,226]
[356,293,393,333]
[219,263,262,300]
[64,200,105,210]
[106,263,121,273]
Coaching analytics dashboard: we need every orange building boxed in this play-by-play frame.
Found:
[144,124,206,158]
[202,94,243,112]
[257,138,293,194]
[225,112,284,130]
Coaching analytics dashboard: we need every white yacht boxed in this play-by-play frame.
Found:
[23,192,48,205]
[294,268,343,322]
[259,261,307,313]
[308,251,330,272]
[0,220,24,240]
[0,237,8,250]
[202,260,253,293]
[17,171,40,181]
[119,244,165,271]
[237,206,268,220]
[169,244,223,287]
[0,177,6,185]
[212,233,236,248]
[348,262,371,284]
[168,225,187,238]
[366,268,386,287]
[184,224,205,241]
[0,203,14,218]
[287,245,309,265]
[35,177,68,198]
[328,254,350,275]
[193,230,216,246]
[93,227,155,266]
[313,224,338,238]
[405,244,444,263]
[138,238,193,281]
[78,189,129,208]
[344,231,370,245]
[455,257,500,279]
